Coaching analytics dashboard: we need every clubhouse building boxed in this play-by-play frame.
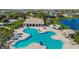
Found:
[24,18,45,26]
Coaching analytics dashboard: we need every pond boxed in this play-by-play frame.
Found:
[60,18,79,30]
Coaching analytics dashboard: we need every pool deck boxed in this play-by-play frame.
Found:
[26,43,46,49]
[9,27,30,48]
[9,26,79,49]
[14,27,29,40]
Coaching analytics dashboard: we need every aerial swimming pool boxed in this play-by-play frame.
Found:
[13,28,63,49]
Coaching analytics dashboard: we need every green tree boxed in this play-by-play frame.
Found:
[73,32,79,44]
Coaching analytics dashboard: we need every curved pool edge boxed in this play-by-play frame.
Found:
[12,28,64,49]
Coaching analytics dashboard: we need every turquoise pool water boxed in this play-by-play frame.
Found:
[13,28,63,49]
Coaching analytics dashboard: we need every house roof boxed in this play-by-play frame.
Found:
[24,18,44,24]
[63,29,75,34]
[0,23,4,25]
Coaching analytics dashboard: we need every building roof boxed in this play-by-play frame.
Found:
[0,22,4,25]
[24,18,44,24]
[63,29,75,34]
